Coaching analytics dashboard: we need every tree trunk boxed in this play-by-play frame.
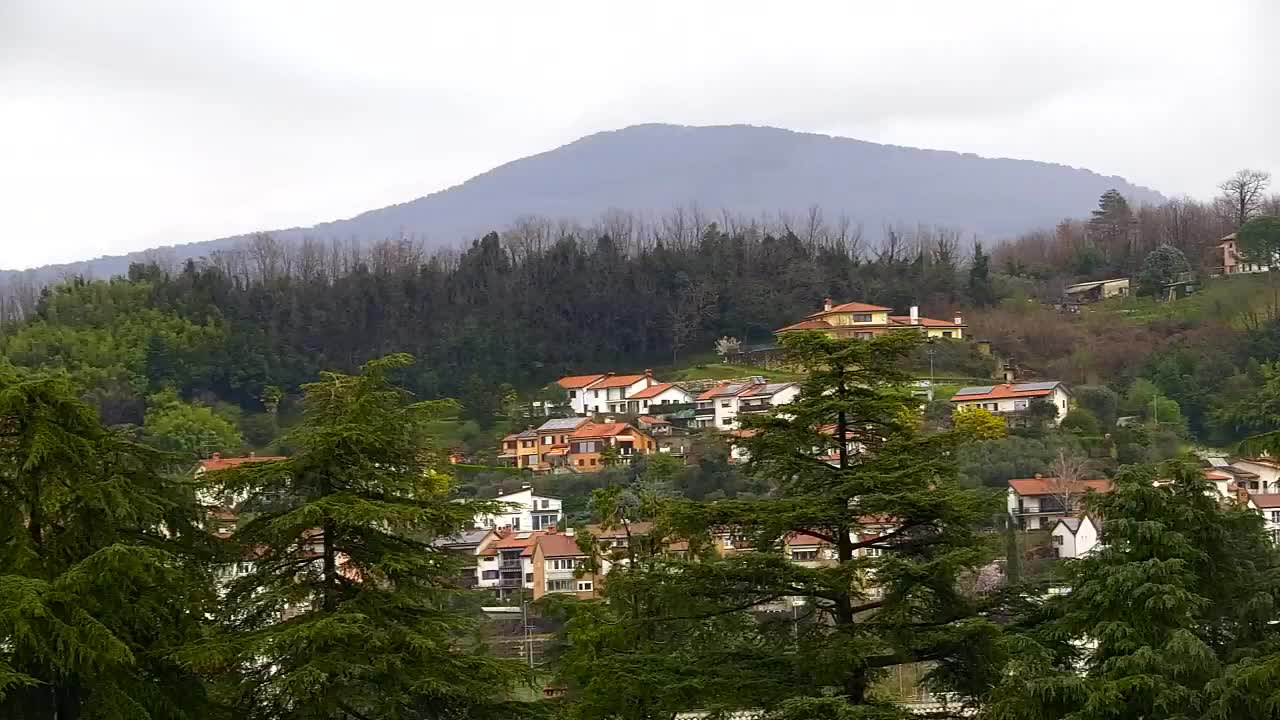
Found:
[833,405,869,704]
[322,518,338,612]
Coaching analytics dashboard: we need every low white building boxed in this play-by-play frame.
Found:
[951,382,1072,426]
[476,486,562,532]
[623,382,693,414]
[1007,476,1113,531]
[695,379,800,430]
[1051,516,1099,558]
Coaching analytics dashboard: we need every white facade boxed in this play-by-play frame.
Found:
[1230,459,1280,493]
[626,385,693,414]
[1051,517,1098,558]
[1007,491,1068,530]
[476,488,563,532]
[952,385,1072,426]
[698,382,800,431]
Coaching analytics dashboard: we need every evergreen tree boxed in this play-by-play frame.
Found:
[560,333,1002,717]
[985,459,1280,720]
[1137,244,1190,297]
[0,364,214,719]
[192,354,533,719]
[968,241,994,307]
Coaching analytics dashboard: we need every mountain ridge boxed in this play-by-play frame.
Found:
[1,123,1164,283]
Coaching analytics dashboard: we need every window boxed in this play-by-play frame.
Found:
[525,573,533,583]
[942,331,952,338]
[548,558,581,570]
[791,548,818,562]
[1052,534,1063,545]
[852,313,872,322]
[1272,510,1280,523]
[541,499,550,509]
[546,579,574,592]
[482,570,499,580]
[721,417,732,425]
[866,547,886,558]
[542,436,552,445]
[511,518,520,531]
[855,332,873,340]
[1013,399,1028,410]
[522,440,535,448]
[569,390,577,399]
[589,458,597,466]
[576,581,593,592]
[720,400,731,408]
[577,459,584,466]
[592,390,598,398]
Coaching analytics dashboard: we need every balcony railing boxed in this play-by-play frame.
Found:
[498,577,522,588]
[738,401,773,413]
[500,559,523,570]
[694,405,715,416]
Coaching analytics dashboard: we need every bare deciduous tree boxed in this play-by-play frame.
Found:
[668,278,718,363]
[1047,450,1094,515]
[1218,169,1272,229]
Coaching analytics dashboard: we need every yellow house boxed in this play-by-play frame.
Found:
[498,428,541,469]
[775,299,965,340]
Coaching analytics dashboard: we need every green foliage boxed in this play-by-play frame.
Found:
[955,434,1085,488]
[1235,215,1280,269]
[985,458,1280,720]
[1137,244,1191,296]
[1059,407,1099,436]
[952,406,1007,440]
[0,365,214,718]
[190,354,533,719]
[969,242,994,307]
[143,388,244,457]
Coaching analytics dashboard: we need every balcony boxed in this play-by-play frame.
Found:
[695,404,715,417]
[738,401,773,413]
[500,559,523,570]
[498,577,522,588]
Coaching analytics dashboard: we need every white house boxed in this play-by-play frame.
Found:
[556,374,607,415]
[476,486,563,532]
[623,382,693,415]
[555,371,664,416]
[695,379,800,430]
[1008,476,1113,530]
[1248,494,1280,545]
[475,529,541,599]
[951,382,1072,426]
[1227,458,1280,493]
[1051,516,1099,558]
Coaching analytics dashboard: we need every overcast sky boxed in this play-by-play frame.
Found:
[2,1,1277,270]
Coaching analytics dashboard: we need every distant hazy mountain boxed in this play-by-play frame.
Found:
[2,123,1163,283]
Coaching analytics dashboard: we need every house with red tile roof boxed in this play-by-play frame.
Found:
[776,298,966,340]
[567,421,656,471]
[624,382,693,414]
[694,378,799,430]
[476,528,546,599]
[1007,475,1113,530]
[531,529,597,600]
[554,370,665,415]
[951,381,1072,426]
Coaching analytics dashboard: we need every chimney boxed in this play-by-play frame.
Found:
[547,524,557,534]
[823,297,833,312]
[954,313,963,325]
[644,368,653,378]
[248,451,256,458]
[605,371,615,377]
[521,481,532,490]
[565,527,575,537]
[1033,473,1043,480]
[909,305,919,325]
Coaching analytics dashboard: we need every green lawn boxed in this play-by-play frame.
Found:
[1092,273,1275,328]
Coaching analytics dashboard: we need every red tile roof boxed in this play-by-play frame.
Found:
[480,530,547,557]
[557,374,606,389]
[888,315,965,328]
[776,319,836,333]
[199,455,286,472]
[1204,469,1234,481]
[571,422,636,439]
[629,382,680,399]
[1249,493,1280,509]
[591,374,648,389]
[950,383,1062,402]
[785,532,830,547]
[1008,478,1113,497]
[638,415,670,425]
[808,301,893,316]
[535,532,585,557]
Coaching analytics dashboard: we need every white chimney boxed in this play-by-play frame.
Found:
[954,313,963,325]
[565,527,575,537]
[909,306,919,325]
[823,297,833,312]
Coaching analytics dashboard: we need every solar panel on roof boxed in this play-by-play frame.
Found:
[1016,382,1060,391]
[953,386,994,396]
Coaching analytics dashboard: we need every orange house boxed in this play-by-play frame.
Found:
[530,530,597,600]
[567,422,656,472]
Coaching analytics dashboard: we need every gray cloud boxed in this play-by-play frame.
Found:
[1,0,1276,270]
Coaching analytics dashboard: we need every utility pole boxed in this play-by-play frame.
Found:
[522,600,533,669]
[926,341,937,402]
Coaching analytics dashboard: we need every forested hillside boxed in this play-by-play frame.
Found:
[2,177,1279,459]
